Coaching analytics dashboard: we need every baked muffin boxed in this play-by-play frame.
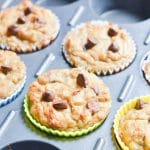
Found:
[0,0,60,53]
[119,101,150,150]
[142,52,150,84]
[27,68,111,131]
[143,61,150,84]
[0,50,26,102]
[63,21,136,75]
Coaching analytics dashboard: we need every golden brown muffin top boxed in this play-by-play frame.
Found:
[28,68,111,131]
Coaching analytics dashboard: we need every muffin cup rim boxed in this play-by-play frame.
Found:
[24,95,110,137]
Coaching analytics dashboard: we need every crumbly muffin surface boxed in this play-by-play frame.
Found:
[0,0,60,52]
[63,21,136,75]
[119,101,150,150]
[28,68,111,131]
[0,50,26,99]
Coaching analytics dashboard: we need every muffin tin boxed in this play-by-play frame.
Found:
[0,0,150,150]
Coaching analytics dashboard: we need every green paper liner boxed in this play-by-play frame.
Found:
[24,96,106,137]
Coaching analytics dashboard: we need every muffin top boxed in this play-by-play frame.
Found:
[28,68,111,131]
[0,0,60,53]
[119,101,150,150]
[63,21,136,75]
[0,50,26,99]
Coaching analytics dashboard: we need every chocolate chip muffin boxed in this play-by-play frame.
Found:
[0,0,60,53]
[0,50,26,100]
[63,21,136,75]
[27,68,111,131]
[119,101,150,150]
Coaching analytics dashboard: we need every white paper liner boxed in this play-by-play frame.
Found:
[62,20,136,75]
[0,9,60,53]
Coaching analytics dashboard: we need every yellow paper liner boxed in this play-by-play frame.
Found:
[113,95,150,150]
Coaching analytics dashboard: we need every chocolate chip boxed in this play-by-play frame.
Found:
[17,16,26,24]
[24,7,33,16]
[108,28,118,37]
[87,100,100,114]
[84,38,97,50]
[135,100,146,110]
[148,118,150,123]
[139,101,146,109]
[7,25,18,36]
[77,74,88,88]
[1,66,12,74]
[41,91,55,102]
[53,101,67,110]
[108,43,119,53]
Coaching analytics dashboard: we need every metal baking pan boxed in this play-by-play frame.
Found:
[0,0,150,149]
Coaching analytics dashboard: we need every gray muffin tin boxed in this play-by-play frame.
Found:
[0,0,150,150]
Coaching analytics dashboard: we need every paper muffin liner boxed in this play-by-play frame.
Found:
[62,20,136,75]
[140,51,150,84]
[24,95,108,137]
[0,13,60,53]
[113,95,150,150]
[0,76,26,108]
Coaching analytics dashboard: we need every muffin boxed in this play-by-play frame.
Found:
[141,52,150,84]
[114,97,150,150]
[26,68,111,133]
[143,62,150,84]
[63,21,136,75]
[0,0,60,53]
[0,50,26,106]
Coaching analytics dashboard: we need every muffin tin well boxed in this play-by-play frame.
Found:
[1,141,59,150]
[0,0,150,150]
[12,0,78,6]
[41,0,78,6]
[89,0,150,23]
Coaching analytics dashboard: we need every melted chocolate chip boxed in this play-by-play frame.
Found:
[108,43,119,53]
[53,101,67,110]
[84,38,97,50]
[108,28,118,37]
[7,25,18,36]
[1,66,12,74]
[77,74,88,88]
[17,16,26,24]
[148,118,150,123]
[135,100,146,110]
[41,91,55,102]
[24,7,33,16]
[87,100,100,114]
